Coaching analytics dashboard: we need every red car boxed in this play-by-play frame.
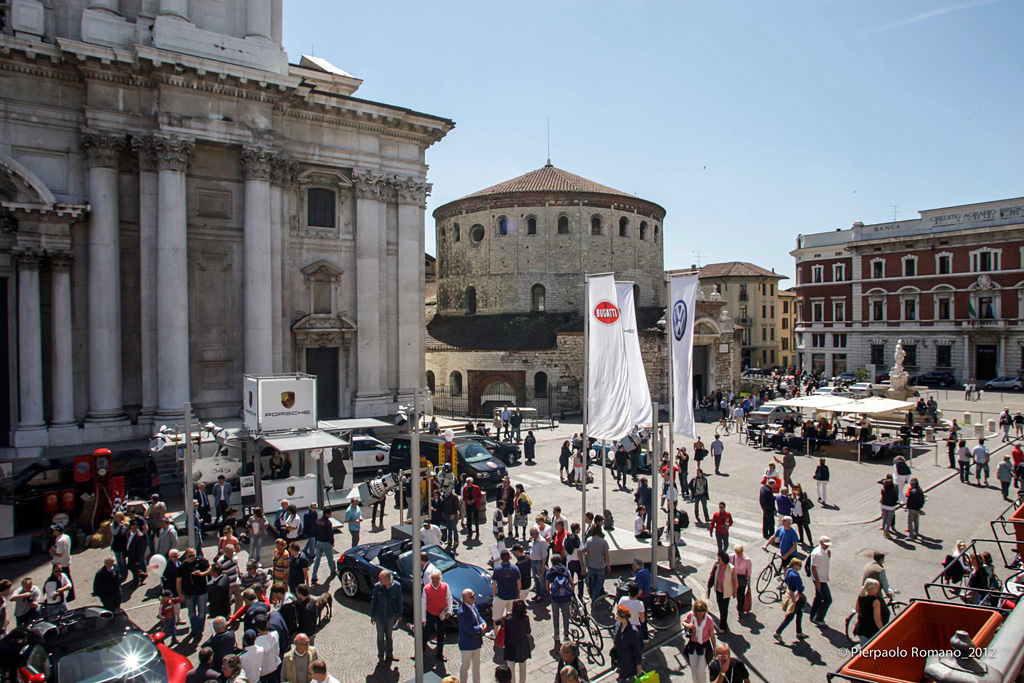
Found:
[0,606,191,683]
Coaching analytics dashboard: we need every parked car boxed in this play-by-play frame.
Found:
[389,435,508,490]
[0,606,192,683]
[7,451,159,534]
[984,376,1024,392]
[849,382,874,397]
[814,386,852,398]
[746,404,800,426]
[741,368,765,377]
[458,434,521,466]
[337,539,493,620]
[831,372,858,383]
[350,434,391,470]
[914,371,958,388]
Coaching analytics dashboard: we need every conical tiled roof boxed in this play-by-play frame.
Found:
[458,163,638,200]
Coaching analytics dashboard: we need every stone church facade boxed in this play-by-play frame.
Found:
[426,164,738,418]
[0,0,452,454]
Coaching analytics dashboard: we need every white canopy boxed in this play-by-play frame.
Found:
[318,418,391,432]
[766,396,915,415]
[263,430,348,452]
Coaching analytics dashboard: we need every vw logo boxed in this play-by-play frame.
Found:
[672,300,688,341]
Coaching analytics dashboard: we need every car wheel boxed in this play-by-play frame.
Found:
[339,568,361,598]
[1014,386,1023,392]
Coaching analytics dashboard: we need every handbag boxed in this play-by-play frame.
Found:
[636,672,661,683]
[743,585,752,613]
[782,588,795,615]
[494,620,506,648]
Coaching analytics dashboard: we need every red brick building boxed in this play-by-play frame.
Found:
[792,197,1024,382]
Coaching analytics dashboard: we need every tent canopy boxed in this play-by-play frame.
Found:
[319,418,391,432]
[263,430,348,452]
[766,396,915,415]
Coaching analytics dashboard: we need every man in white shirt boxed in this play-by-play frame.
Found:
[49,525,74,601]
[421,520,443,549]
[550,506,569,531]
[309,659,341,683]
[253,617,281,681]
[529,528,549,602]
[420,552,438,585]
[973,439,990,487]
[808,536,832,625]
[239,630,265,682]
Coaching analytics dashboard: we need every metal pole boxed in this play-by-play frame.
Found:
[411,389,424,683]
[666,273,676,569]
[601,438,607,515]
[650,401,660,586]
[183,402,196,549]
[582,275,589,527]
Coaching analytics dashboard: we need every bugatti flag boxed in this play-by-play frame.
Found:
[615,282,653,427]
[587,274,632,441]
[670,273,699,439]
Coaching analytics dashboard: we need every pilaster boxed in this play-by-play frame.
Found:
[49,251,76,428]
[241,145,277,374]
[14,249,46,443]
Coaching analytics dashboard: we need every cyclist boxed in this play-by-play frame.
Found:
[861,552,892,600]
[761,516,799,574]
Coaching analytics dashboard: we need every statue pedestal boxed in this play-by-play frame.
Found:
[887,369,914,401]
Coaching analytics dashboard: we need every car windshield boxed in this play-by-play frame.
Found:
[57,632,166,683]
[477,439,499,448]
[459,443,493,463]
[398,545,458,576]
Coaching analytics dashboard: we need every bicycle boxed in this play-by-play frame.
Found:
[844,589,907,646]
[566,592,604,651]
[755,550,785,602]
[591,582,680,632]
[718,418,734,436]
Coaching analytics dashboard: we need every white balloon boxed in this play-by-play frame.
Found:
[147,554,167,577]
[443,428,455,442]
[323,450,334,464]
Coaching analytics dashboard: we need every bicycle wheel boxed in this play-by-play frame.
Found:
[567,622,586,644]
[591,594,618,629]
[579,641,605,668]
[569,597,583,625]
[649,597,679,631]
[845,611,858,647]
[755,563,775,596]
[585,614,605,650]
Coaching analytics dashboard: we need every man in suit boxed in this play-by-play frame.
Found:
[125,520,148,586]
[185,647,220,683]
[196,483,212,530]
[92,556,122,611]
[202,616,236,671]
[155,517,178,558]
[282,633,317,683]
[213,475,232,525]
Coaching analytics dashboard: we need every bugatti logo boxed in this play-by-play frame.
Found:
[287,486,296,496]
[248,391,253,408]
[281,392,296,409]
[593,301,620,324]
[672,300,688,341]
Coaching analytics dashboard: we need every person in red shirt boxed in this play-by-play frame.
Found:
[709,502,734,555]
[462,478,483,540]
[1011,443,1024,488]
[551,520,567,558]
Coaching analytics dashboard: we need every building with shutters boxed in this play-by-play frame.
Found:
[792,197,1024,382]
[0,0,452,454]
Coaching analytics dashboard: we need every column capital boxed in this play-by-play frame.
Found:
[351,169,389,200]
[48,250,75,272]
[270,157,299,187]
[81,129,126,169]
[13,249,44,271]
[152,134,195,172]
[131,136,159,172]
[396,177,432,207]
[241,145,277,181]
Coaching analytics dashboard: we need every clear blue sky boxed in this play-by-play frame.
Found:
[283,0,1024,282]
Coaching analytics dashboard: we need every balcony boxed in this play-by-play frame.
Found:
[735,317,753,326]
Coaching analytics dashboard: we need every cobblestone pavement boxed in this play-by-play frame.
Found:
[2,405,1020,682]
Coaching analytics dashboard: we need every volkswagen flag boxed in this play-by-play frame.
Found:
[615,282,653,428]
[587,273,632,441]
[669,274,699,439]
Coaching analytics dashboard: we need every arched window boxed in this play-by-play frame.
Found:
[465,286,477,315]
[654,224,659,242]
[425,371,435,393]
[453,223,461,242]
[531,284,546,312]
[527,217,537,235]
[534,371,548,398]
[498,216,509,236]
[440,226,446,242]
[557,216,570,234]
[640,221,648,240]
[619,216,629,237]
[450,371,462,397]
[591,216,602,235]
[470,224,485,242]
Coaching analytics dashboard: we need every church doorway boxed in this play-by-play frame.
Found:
[305,347,339,419]
[693,344,709,400]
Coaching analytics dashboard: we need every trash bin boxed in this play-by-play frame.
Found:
[975,422,985,438]
[925,426,935,443]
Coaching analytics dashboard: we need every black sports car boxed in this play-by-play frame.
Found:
[457,435,521,466]
[0,606,192,683]
[337,540,493,619]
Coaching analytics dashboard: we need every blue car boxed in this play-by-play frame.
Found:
[337,539,493,620]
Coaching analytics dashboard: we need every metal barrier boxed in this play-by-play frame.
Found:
[922,538,1024,605]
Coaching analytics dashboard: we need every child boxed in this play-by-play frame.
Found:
[158,590,180,644]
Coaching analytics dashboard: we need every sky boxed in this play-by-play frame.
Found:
[283,0,1024,283]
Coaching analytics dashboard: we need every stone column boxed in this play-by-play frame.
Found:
[396,177,431,401]
[15,250,45,432]
[241,146,276,375]
[133,137,159,421]
[49,251,76,427]
[88,0,121,13]
[158,0,187,19]
[152,134,195,421]
[81,129,128,424]
[269,159,295,374]
[352,169,387,415]
[246,0,272,39]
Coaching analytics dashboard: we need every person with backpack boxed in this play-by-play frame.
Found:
[546,557,574,644]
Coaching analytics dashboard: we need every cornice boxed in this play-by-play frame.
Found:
[433,193,666,222]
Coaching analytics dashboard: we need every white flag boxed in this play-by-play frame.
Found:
[587,274,632,441]
[670,274,699,439]
[616,282,653,427]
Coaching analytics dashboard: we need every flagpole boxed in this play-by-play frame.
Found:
[601,438,606,516]
[666,274,677,569]
[582,274,589,529]
[650,401,660,587]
